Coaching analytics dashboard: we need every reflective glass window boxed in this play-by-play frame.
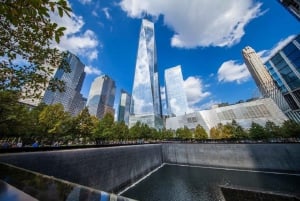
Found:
[271,53,283,65]
[283,43,297,56]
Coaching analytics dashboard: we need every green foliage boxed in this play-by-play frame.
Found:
[161,129,174,139]
[210,121,248,139]
[0,0,72,99]
[73,107,95,139]
[111,121,129,140]
[2,91,300,144]
[210,123,224,139]
[176,126,192,140]
[38,103,71,141]
[249,122,267,140]
[93,113,114,140]
[0,90,30,137]
[231,120,248,139]
[129,121,142,140]
[264,121,280,138]
[280,120,300,138]
[194,124,208,139]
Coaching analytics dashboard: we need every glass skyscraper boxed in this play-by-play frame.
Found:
[42,52,86,116]
[243,35,300,122]
[117,89,131,125]
[278,0,300,21]
[129,19,163,129]
[264,34,300,121]
[165,65,189,116]
[86,75,116,119]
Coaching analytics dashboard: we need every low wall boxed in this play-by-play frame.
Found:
[162,143,300,173]
[0,144,162,193]
[1,143,300,196]
[0,163,135,201]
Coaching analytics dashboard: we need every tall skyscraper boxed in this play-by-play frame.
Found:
[129,19,163,129]
[242,46,275,97]
[86,75,116,119]
[117,89,131,125]
[165,65,189,116]
[264,34,300,121]
[242,43,300,122]
[278,0,300,21]
[42,52,86,116]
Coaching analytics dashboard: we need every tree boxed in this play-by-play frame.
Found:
[26,103,47,137]
[231,120,248,139]
[210,123,224,139]
[0,1,72,98]
[38,103,71,142]
[93,113,114,140]
[280,120,300,138]
[129,121,142,140]
[140,123,152,140]
[0,90,31,137]
[161,129,174,140]
[194,124,208,139]
[221,123,234,139]
[248,122,266,140]
[74,107,94,140]
[111,121,129,141]
[176,126,192,140]
[264,121,280,138]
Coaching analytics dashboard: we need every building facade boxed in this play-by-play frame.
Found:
[264,34,300,121]
[117,90,131,125]
[164,65,189,116]
[166,98,288,135]
[278,0,300,21]
[129,19,163,129]
[42,52,86,116]
[242,45,300,122]
[86,75,116,119]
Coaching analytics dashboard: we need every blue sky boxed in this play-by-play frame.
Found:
[52,0,299,112]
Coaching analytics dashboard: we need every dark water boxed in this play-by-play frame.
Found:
[121,164,300,201]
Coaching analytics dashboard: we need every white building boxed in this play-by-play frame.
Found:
[166,98,288,136]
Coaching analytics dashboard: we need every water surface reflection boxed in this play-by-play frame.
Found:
[122,164,300,201]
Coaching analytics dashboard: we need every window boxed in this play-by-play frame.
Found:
[284,93,299,110]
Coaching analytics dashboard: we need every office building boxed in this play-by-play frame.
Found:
[278,0,300,21]
[129,19,163,129]
[166,98,288,135]
[264,34,300,121]
[164,65,189,116]
[86,75,116,119]
[242,46,299,121]
[117,90,131,125]
[19,63,56,107]
[42,52,86,116]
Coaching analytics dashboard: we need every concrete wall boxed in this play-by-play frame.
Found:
[0,144,162,193]
[162,143,300,173]
[1,143,300,195]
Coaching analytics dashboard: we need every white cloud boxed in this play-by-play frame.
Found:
[217,34,296,84]
[50,8,99,61]
[258,35,296,63]
[197,100,220,111]
[78,0,92,5]
[92,10,98,17]
[183,76,211,106]
[103,8,111,20]
[119,0,263,48]
[84,65,102,75]
[218,60,250,84]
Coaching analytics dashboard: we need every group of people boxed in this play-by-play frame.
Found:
[0,140,60,149]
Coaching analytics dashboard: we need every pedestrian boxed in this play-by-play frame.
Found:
[32,141,39,148]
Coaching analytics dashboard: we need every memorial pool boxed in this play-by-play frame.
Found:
[121,164,300,201]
